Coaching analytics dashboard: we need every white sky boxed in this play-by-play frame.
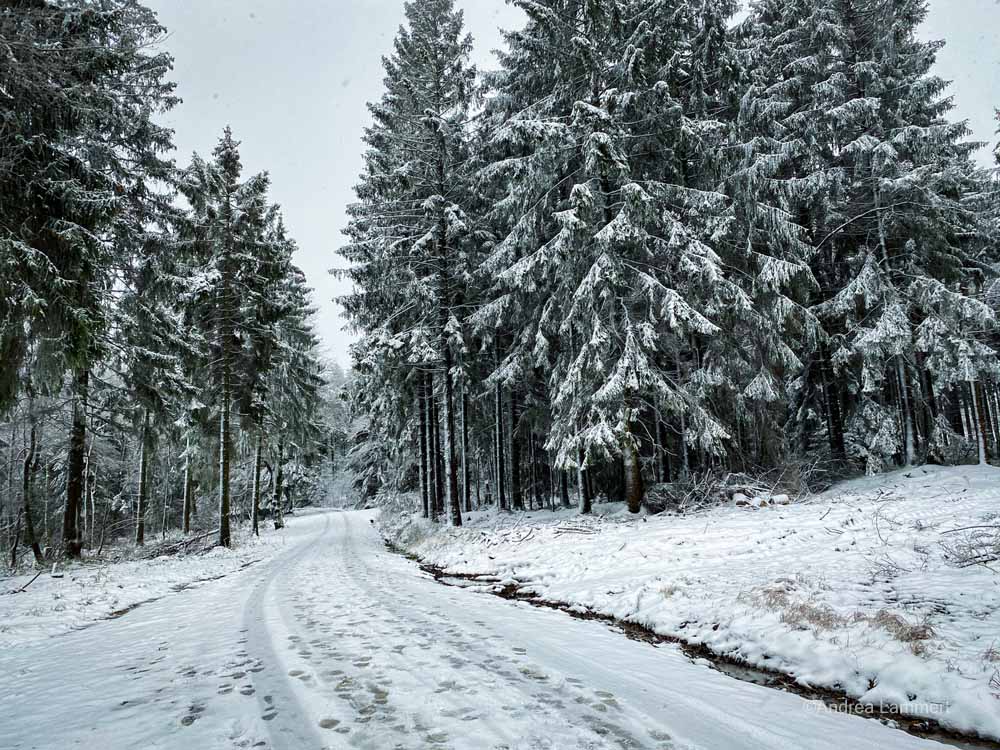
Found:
[147,0,1000,368]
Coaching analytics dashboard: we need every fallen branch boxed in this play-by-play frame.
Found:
[942,524,1000,535]
[2,570,42,596]
[144,529,218,558]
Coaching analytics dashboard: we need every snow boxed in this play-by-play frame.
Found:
[0,507,966,749]
[0,526,288,649]
[386,465,1000,742]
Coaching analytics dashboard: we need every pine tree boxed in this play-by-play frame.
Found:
[0,0,177,555]
[179,129,273,547]
[338,0,476,526]
[476,0,739,513]
[739,0,995,473]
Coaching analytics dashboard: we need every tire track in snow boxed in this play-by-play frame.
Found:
[243,512,333,750]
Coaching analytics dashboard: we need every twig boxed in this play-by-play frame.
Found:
[2,570,42,596]
[942,524,1000,535]
[15,571,42,592]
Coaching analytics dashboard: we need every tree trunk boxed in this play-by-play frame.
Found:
[135,411,150,546]
[509,391,523,510]
[441,340,462,527]
[955,383,976,441]
[657,416,671,483]
[971,381,989,466]
[623,419,644,514]
[252,432,263,537]
[494,379,507,511]
[819,344,846,461]
[475,445,482,509]
[978,381,996,456]
[429,388,441,523]
[218,346,233,547]
[182,437,193,534]
[158,464,167,540]
[273,436,285,530]
[87,462,97,549]
[427,377,439,520]
[560,470,570,508]
[21,390,43,564]
[10,509,21,569]
[897,359,916,465]
[461,386,471,514]
[952,386,970,438]
[578,447,592,514]
[528,433,540,510]
[63,368,88,558]
[917,355,937,444]
[418,380,430,519]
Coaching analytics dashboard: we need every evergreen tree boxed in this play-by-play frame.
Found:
[740,0,996,474]
[477,0,741,513]
[338,0,477,526]
[0,0,177,555]
[179,129,273,547]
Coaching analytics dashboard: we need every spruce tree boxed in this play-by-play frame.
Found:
[477,0,739,512]
[339,0,476,526]
[179,129,272,547]
[0,0,177,555]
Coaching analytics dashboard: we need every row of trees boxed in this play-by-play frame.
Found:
[339,0,1000,523]
[0,0,340,564]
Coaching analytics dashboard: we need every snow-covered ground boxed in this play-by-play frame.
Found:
[0,525,288,648]
[386,465,1000,742]
[0,507,968,749]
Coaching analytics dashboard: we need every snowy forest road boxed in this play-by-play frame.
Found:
[0,510,955,750]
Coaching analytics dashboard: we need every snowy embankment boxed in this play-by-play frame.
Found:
[0,525,289,648]
[384,466,1000,741]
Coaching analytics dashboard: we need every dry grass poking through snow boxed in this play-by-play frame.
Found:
[746,581,935,654]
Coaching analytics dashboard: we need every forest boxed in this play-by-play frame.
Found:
[339,0,1000,526]
[0,0,348,566]
[2,0,999,559]
[3,2,1000,747]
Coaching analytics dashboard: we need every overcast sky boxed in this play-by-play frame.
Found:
[146,0,1000,368]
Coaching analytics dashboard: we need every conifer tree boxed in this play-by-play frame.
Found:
[477,0,739,512]
[179,129,272,547]
[339,0,476,526]
[0,0,177,555]
[741,0,996,473]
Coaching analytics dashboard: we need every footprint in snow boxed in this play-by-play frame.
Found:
[180,703,206,726]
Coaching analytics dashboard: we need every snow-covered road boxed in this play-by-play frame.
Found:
[0,510,963,749]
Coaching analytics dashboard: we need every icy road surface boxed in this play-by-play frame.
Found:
[0,510,957,750]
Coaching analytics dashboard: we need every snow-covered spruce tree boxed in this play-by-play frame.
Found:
[818,0,995,472]
[719,0,824,469]
[178,129,274,547]
[259,237,325,529]
[114,226,194,546]
[0,0,177,556]
[476,0,740,513]
[339,0,476,526]
[738,0,996,474]
[234,210,299,535]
